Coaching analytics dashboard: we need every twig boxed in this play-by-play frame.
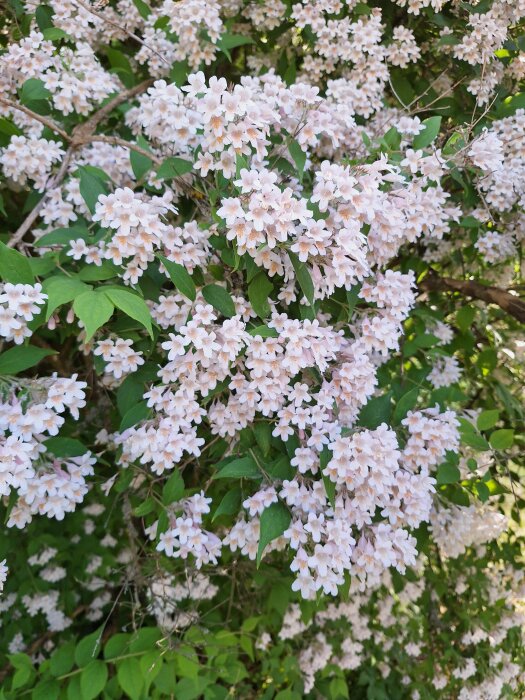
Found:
[90,135,161,165]
[72,0,170,67]
[8,148,75,248]
[0,97,70,142]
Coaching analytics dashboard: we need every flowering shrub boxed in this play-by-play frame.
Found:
[0,0,525,697]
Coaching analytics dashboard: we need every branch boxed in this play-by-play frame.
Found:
[90,135,161,165]
[420,271,525,324]
[69,79,153,147]
[7,80,153,248]
[0,97,71,142]
[8,148,75,248]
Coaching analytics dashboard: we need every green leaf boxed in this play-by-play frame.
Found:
[456,306,475,333]
[358,393,392,429]
[217,34,253,50]
[213,456,261,480]
[202,284,236,318]
[117,658,144,700]
[34,226,91,247]
[477,348,497,372]
[128,627,162,653]
[77,261,120,282]
[247,324,278,338]
[0,346,56,375]
[0,242,35,284]
[27,254,56,277]
[8,653,33,670]
[78,167,108,215]
[389,70,416,104]
[104,634,130,661]
[12,665,33,691]
[0,117,23,141]
[9,654,34,690]
[157,255,196,301]
[78,165,112,182]
[140,651,163,691]
[73,290,114,341]
[489,429,514,450]
[412,116,442,149]
[477,410,500,431]
[381,126,402,151]
[288,139,306,181]
[253,422,272,456]
[497,92,525,118]
[322,474,336,508]
[156,157,193,180]
[257,501,290,566]
[80,661,108,700]
[43,276,91,320]
[133,497,155,517]
[19,78,51,105]
[67,675,81,700]
[436,462,461,485]
[248,271,273,319]
[474,481,490,502]
[460,427,490,451]
[212,488,241,521]
[288,252,314,306]
[103,288,154,338]
[43,437,87,457]
[49,641,75,677]
[163,471,185,504]
[132,0,151,18]
[130,135,153,180]
[75,627,103,668]
[329,677,349,700]
[170,60,190,86]
[403,333,439,356]
[266,455,294,480]
[42,27,70,41]
[32,680,60,700]
[35,5,54,31]
[392,387,419,424]
[346,285,360,320]
[216,33,253,60]
[119,400,150,432]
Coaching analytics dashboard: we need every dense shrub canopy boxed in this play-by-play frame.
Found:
[0,0,525,697]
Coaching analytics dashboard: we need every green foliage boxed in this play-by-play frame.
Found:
[201,284,236,318]
[1,0,525,698]
[0,345,56,375]
[157,255,197,301]
[257,501,291,566]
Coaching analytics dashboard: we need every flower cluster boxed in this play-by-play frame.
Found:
[430,503,508,558]
[269,557,525,698]
[0,283,47,345]
[0,375,92,529]
[150,492,221,569]
[0,137,64,192]
[0,0,524,694]
[94,337,144,380]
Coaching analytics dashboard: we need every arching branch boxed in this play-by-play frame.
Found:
[420,271,525,324]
